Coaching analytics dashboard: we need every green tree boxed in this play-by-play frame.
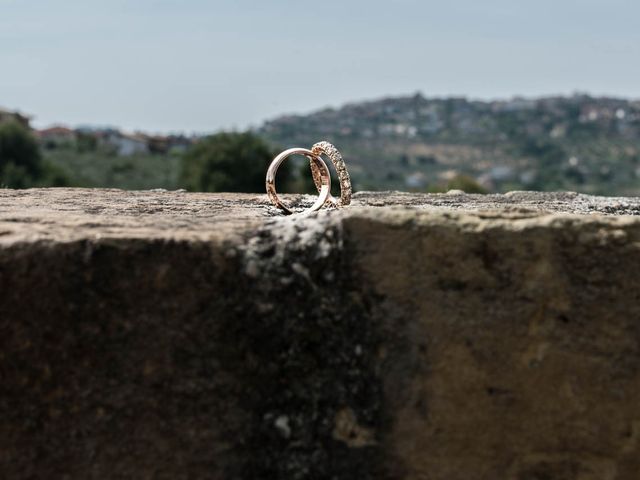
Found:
[180,132,289,192]
[446,174,487,193]
[76,131,98,153]
[0,121,43,188]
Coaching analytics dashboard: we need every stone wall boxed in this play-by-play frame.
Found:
[1,189,639,479]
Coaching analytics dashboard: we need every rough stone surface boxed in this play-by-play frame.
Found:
[1,188,640,479]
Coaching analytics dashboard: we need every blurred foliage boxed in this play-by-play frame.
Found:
[0,121,42,187]
[519,139,566,191]
[0,121,71,188]
[76,132,98,153]
[180,132,289,192]
[45,150,180,189]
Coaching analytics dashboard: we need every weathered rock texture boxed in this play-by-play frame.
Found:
[1,188,640,480]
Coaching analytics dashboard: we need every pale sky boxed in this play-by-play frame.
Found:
[1,0,639,133]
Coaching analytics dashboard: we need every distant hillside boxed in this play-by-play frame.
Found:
[259,93,640,195]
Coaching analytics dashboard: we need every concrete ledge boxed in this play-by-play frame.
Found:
[1,189,640,479]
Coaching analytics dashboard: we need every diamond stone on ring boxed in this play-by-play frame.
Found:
[309,141,352,207]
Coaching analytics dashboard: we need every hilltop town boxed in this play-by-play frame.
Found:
[261,93,640,195]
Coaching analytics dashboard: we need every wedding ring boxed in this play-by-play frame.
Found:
[309,141,352,206]
[266,148,331,215]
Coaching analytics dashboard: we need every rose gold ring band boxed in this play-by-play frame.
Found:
[265,147,331,215]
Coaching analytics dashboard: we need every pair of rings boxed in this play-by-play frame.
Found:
[266,141,352,215]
